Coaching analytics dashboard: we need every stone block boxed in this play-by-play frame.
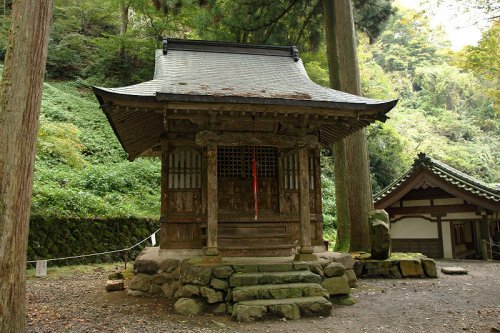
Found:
[213,266,234,279]
[151,272,171,285]
[345,269,358,288]
[232,264,259,273]
[134,259,159,274]
[268,303,301,320]
[210,278,229,291]
[130,273,152,292]
[105,279,124,292]
[363,260,393,278]
[230,273,259,287]
[211,303,227,315]
[149,284,164,296]
[324,262,345,277]
[441,266,467,275]
[127,289,149,297]
[158,258,180,273]
[200,287,224,303]
[370,219,391,260]
[369,209,389,223]
[331,295,356,305]
[307,262,324,277]
[321,252,354,269]
[292,262,309,271]
[399,259,425,278]
[231,304,267,322]
[298,297,333,317]
[321,274,351,295]
[174,298,204,316]
[108,272,124,280]
[353,260,364,276]
[421,258,437,278]
[181,264,212,286]
[176,284,200,298]
[258,263,293,272]
[162,281,179,298]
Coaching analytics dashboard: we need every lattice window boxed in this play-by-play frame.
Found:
[217,146,278,179]
[168,148,202,189]
[284,151,315,190]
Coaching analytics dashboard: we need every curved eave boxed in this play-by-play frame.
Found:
[94,86,397,113]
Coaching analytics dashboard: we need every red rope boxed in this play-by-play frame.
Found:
[253,147,258,220]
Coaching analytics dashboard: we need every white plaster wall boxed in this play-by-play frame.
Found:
[390,217,438,239]
[441,221,453,258]
[402,199,431,207]
[434,198,464,205]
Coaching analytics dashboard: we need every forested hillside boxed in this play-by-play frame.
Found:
[0,0,497,227]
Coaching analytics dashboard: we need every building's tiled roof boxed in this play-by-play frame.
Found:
[374,153,500,203]
[94,38,396,111]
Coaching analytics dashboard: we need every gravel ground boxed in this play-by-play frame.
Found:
[26,259,500,333]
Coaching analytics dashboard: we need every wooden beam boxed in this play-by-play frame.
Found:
[387,204,477,216]
[206,144,219,256]
[298,147,313,254]
[195,131,320,149]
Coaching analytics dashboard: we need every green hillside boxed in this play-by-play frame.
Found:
[0,0,497,227]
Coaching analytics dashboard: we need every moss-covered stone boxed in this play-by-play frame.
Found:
[268,303,301,320]
[213,266,234,279]
[331,295,356,305]
[200,287,224,303]
[210,278,229,291]
[133,259,159,274]
[129,273,152,292]
[231,303,267,321]
[345,269,357,288]
[181,264,212,286]
[399,259,425,278]
[232,264,259,273]
[321,274,351,295]
[324,262,345,277]
[421,258,437,278]
[158,258,180,273]
[176,284,200,298]
[174,298,204,315]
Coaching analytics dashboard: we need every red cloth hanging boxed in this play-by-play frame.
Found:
[253,147,258,220]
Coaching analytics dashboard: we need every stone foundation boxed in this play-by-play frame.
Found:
[127,247,357,320]
[354,255,437,279]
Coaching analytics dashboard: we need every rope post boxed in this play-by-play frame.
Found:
[124,249,129,269]
[481,239,489,260]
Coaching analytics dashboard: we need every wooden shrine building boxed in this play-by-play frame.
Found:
[94,38,397,260]
[375,153,500,259]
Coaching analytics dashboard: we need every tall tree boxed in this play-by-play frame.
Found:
[0,1,53,332]
[323,0,373,252]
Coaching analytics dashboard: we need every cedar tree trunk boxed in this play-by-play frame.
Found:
[0,1,52,332]
[323,0,373,252]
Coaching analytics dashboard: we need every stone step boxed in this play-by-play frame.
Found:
[232,283,329,302]
[230,270,322,287]
[231,296,332,321]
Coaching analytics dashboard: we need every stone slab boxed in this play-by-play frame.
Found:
[232,283,328,302]
[441,266,468,275]
[230,271,322,287]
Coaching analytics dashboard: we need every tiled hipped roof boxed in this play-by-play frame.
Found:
[374,153,500,204]
[94,39,396,111]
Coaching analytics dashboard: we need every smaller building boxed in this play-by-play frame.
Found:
[374,153,499,259]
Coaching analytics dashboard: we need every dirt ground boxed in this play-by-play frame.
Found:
[26,259,500,333]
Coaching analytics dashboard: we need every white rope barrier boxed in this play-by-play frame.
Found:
[27,228,161,264]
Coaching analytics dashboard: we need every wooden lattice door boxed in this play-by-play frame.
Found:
[217,146,278,215]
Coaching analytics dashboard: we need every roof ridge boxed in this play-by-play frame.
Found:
[374,152,500,204]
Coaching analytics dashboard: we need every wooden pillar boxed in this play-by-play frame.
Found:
[295,146,315,260]
[313,148,324,245]
[480,215,491,259]
[159,137,168,249]
[205,144,219,258]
